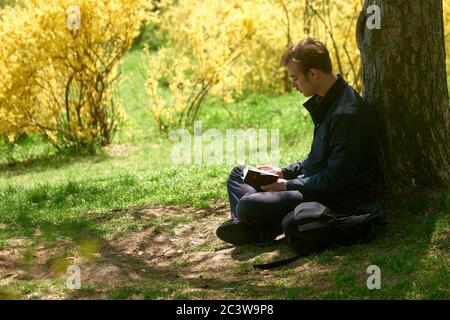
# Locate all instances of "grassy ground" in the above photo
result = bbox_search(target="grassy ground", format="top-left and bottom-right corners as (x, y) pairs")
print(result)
(0, 49), (448, 300)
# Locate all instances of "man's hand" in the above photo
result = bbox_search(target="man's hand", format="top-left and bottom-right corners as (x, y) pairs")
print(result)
(257, 165), (284, 178)
(261, 179), (287, 192)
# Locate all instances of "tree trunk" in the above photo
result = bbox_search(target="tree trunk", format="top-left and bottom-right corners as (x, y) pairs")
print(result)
(356, 0), (450, 193)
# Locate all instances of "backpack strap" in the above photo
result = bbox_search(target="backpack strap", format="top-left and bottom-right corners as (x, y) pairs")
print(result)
(253, 254), (302, 270)
(364, 222), (377, 242)
(364, 215), (388, 241)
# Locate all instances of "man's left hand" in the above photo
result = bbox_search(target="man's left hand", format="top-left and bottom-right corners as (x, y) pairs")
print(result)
(261, 179), (287, 192)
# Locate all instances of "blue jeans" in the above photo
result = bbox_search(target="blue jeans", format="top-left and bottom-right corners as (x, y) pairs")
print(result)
(226, 165), (304, 227)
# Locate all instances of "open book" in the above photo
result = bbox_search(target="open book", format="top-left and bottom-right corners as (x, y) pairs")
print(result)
(242, 167), (279, 189)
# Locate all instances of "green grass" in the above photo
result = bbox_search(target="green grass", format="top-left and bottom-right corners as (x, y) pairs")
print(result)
(0, 51), (313, 240)
(0, 48), (449, 300)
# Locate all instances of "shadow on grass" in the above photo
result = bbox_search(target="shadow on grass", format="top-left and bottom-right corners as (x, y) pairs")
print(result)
(7, 207), (111, 243)
(0, 173), (145, 239)
(0, 147), (110, 178)
(70, 189), (447, 300)
(64, 238), (288, 300)
(2, 189), (448, 300)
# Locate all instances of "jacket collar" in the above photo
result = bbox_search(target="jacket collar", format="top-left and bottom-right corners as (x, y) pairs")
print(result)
(303, 75), (347, 126)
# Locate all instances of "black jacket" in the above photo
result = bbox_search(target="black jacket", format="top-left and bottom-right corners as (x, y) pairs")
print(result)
(282, 75), (378, 212)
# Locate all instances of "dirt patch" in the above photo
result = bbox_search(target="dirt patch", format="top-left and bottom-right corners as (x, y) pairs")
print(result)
(0, 201), (317, 299)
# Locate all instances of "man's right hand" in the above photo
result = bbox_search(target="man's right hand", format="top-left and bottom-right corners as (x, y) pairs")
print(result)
(256, 165), (284, 178)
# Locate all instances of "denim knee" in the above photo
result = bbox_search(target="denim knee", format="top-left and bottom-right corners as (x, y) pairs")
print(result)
(235, 193), (258, 225)
(227, 165), (245, 185)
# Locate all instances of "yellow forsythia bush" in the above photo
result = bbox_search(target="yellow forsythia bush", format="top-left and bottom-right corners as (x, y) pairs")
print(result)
(144, 0), (266, 130)
(145, 0), (364, 130)
(0, 0), (156, 148)
(145, 0), (450, 131)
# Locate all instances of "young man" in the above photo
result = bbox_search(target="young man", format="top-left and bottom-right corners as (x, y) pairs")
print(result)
(216, 38), (378, 246)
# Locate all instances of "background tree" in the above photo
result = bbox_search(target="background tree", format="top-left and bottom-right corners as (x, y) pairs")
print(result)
(356, 0), (450, 193)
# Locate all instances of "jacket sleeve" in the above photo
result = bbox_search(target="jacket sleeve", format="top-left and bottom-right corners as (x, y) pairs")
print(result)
(285, 113), (363, 194)
(281, 159), (306, 180)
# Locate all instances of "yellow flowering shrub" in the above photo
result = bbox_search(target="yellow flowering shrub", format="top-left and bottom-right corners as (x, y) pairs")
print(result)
(145, 1), (262, 130)
(145, 0), (364, 130)
(0, 0), (156, 148)
(145, 0), (449, 131)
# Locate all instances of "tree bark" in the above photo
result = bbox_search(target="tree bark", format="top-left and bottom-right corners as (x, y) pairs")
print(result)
(356, 0), (450, 192)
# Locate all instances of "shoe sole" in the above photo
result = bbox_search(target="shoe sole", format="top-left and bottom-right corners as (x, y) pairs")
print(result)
(216, 221), (261, 246)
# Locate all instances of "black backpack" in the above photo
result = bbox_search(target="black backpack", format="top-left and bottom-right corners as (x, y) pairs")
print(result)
(253, 201), (386, 270)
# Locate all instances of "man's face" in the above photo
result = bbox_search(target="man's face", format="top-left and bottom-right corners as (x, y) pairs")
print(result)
(287, 62), (316, 97)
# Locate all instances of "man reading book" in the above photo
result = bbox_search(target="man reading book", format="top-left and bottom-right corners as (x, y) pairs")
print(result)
(216, 38), (378, 246)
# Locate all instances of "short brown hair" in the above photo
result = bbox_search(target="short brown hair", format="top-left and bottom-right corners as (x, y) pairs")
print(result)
(281, 38), (332, 74)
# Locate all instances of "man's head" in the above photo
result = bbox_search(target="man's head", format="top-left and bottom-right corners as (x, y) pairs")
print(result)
(281, 38), (334, 97)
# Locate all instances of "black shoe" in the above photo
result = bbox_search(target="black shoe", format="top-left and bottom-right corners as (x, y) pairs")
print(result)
(216, 220), (281, 246)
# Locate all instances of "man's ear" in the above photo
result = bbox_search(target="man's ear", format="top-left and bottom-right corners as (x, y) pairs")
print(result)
(309, 68), (319, 80)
